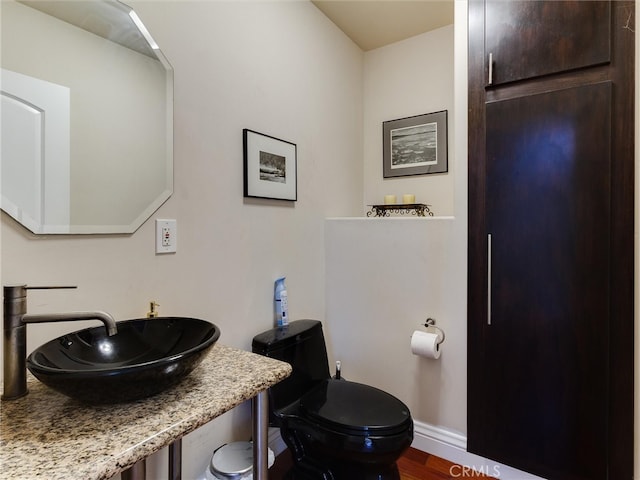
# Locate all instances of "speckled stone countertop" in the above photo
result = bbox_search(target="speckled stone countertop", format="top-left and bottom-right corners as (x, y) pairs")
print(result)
(0, 344), (291, 480)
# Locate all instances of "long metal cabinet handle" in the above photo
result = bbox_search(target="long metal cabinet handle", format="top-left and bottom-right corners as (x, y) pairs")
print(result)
(487, 234), (492, 325)
(488, 53), (493, 85)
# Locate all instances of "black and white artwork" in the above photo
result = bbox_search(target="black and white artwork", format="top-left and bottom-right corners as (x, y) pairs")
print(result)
(390, 122), (437, 168)
(259, 151), (286, 183)
(243, 129), (297, 201)
(383, 111), (448, 177)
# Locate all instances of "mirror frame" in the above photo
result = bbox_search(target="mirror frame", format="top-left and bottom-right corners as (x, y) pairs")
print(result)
(1, 0), (173, 234)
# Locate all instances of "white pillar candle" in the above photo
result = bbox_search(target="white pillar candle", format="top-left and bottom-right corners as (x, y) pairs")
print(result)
(402, 194), (416, 204)
(384, 195), (397, 205)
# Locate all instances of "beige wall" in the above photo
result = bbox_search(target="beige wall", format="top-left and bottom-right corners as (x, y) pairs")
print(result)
(1, 1), (363, 477)
(325, 217), (466, 433)
(1, 0), (637, 478)
(326, 25), (462, 432)
(363, 25), (455, 215)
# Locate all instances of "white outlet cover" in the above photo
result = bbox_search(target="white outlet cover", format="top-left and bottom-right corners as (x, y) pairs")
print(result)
(156, 219), (177, 254)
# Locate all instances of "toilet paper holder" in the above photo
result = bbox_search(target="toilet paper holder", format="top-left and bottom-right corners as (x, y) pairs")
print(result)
(422, 318), (445, 345)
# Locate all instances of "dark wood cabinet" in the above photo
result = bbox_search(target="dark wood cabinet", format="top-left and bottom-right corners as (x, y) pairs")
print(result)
(484, 1), (611, 85)
(468, 2), (634, 479)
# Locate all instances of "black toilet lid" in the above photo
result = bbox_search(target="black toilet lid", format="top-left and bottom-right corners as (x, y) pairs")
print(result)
(299, 379), (412, 436)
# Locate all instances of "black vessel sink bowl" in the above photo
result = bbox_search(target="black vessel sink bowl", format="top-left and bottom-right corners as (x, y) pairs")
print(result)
(27, 317), (220, 404)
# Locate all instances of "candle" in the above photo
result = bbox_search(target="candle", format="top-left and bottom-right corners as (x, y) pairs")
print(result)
(384, 195), (397, 205)
(402, 194), (416, 204)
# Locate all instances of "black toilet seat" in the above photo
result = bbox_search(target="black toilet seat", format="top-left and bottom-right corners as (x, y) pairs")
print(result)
(299, 379), (412, 437)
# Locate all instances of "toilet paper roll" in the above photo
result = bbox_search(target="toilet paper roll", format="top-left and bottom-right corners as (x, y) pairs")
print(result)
(411, 330), (441, 359)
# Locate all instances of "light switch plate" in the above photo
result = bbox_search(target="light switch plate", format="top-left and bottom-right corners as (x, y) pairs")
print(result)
(156, 219), (177, 253)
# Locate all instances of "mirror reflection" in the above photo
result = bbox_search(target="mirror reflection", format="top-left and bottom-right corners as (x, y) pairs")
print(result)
(1, 0), (173, 234)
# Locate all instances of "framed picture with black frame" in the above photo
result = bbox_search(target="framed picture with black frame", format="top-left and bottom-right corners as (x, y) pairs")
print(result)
(382, 110), (448, 178)
(243, 129), (297, 201)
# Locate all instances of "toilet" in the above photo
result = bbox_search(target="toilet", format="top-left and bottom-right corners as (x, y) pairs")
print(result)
(252, 319), (413, 480)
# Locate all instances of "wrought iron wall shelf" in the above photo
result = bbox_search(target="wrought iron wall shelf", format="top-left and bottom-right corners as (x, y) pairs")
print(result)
(366, 204), (434, 217)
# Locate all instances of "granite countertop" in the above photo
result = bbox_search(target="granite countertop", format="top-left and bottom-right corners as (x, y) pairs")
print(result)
(0, 344), (291, 480)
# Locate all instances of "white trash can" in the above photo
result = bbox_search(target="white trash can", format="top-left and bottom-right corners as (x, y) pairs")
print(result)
(202, 441), (275, 480)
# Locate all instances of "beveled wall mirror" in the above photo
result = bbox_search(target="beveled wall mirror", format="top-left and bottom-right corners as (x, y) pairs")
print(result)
(1, 0), (173, 234)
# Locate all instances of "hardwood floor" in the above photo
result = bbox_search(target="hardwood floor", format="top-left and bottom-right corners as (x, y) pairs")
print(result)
(269, 447), (497, 480)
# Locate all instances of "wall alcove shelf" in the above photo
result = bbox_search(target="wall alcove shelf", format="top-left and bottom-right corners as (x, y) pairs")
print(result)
(366, 204), (434, 217)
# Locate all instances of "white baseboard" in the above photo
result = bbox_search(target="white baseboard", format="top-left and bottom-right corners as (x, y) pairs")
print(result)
(412, 420), (546, 480)
(268, 420), (546, 480)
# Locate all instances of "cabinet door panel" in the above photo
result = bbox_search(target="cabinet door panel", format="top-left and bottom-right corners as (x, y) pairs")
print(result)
(485, 1), (611, 85)
(469, 1), (634, 478)
(482, 82), (611, 479)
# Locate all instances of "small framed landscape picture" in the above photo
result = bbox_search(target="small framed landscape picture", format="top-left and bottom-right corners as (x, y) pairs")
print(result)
(243, 129), (297, 201)
(382, 110), (448, 178)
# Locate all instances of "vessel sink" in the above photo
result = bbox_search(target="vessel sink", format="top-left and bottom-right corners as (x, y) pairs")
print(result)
(26, 317), (220, 404)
